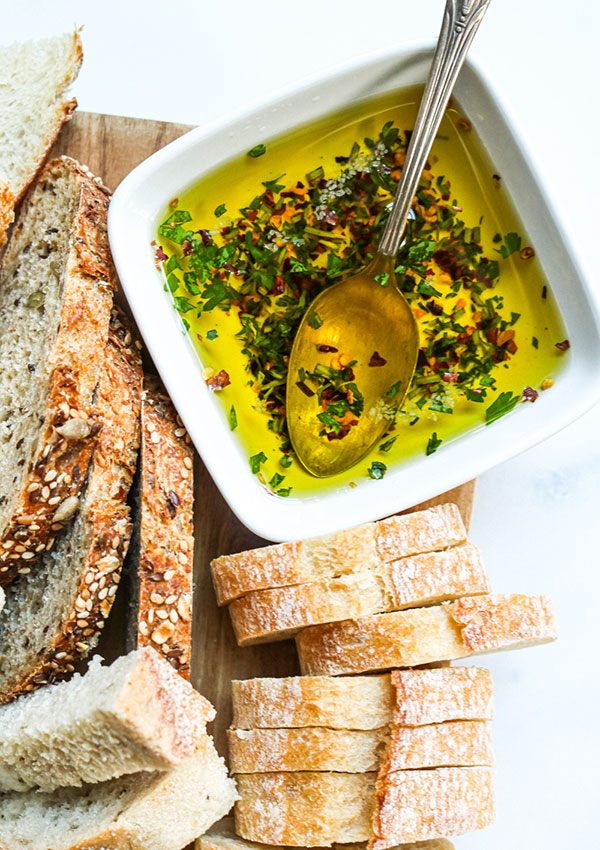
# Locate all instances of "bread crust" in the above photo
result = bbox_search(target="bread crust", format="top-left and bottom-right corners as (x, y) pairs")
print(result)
(132, 375), (194, 677)
(296, 594), (557, 675)
(370, 768), (495, 849)
(212, 504), (466, 605)
(0, 308), (141, 701)
(390, 667), (494, 726)
(228, 543), (489, 645)
(0, 177), (13, 251)
(0, 156), (116, 583)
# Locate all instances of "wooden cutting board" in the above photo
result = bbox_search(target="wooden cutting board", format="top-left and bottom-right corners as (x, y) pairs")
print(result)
(50, 112), (476, 755)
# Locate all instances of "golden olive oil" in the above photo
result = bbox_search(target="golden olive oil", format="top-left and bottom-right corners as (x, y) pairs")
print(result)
(158, 86), (565, 497)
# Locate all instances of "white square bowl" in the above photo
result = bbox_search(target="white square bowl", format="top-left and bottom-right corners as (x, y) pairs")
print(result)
(108, 43), (600, 542)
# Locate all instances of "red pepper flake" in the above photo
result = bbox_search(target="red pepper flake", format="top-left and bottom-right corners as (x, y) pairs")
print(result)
(522, 386), (539, 402)
(369, 351), (387, 367)
(457, 118), (472, 132)
(169, 197), (179, 208)
(295, 381), (315, 397)
(182, 239), (193, 256)
(155, 246), (168, 262)
(205, 369), (231, 392)
(555, 339), (570, 351)
(317, 344), (338, 353)
(442, 372), (459, 383)
(199, 230), (212, 247)
(273, 276), (285, 295)
(520, 246), (535, 260)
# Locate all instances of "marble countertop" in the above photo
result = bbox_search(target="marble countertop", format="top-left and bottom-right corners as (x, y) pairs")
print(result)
(5, 1), (599, 845)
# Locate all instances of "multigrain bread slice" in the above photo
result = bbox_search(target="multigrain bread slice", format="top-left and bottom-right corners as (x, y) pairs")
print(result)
(0, 156), (115, 582)
(212, 504), (466, 605)
(0, 734), (237, 850)
(231, 668), (493, 730)
(124, 374), (194, 677)
(0, 647), (215, 793)
(0, 32), (82, 245)
(199, 817), (456, 850)
(227, 720), (492, 773)
(0, 309), (141, 701)
(234, 769), (493, 847)
(297, 594), (557, 675)
(370, 768), (495, 849)
(228, 543), (489, 644)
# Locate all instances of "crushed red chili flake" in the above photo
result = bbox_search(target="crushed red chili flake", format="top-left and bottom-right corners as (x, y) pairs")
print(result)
(520, 246), (535, 260)
(182, 240), (194, 256)
(522, 386), (539, 402)
(155, 246), (168, 262)
(199, 229), (212, 247)
(317, 344), (338, 353)
(555, 339), (570, 351)
(296, 381), (315, 397)
(368, 351), (387, 367)
(457, 118), (472, 132)
(205, 369), (231, 391)
(442, 372), (459, 383)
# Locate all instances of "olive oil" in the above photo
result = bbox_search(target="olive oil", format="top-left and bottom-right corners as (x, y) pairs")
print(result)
(158, 86), (565, 497)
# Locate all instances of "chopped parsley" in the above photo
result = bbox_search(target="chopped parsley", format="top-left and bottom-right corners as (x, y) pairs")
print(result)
(205, 329), (218, 340)
(426, 432), (443, 455)
(367, 461), (387, 479)
(229, 405), (238, 431)
(249, 452), (267, 473)
(214, 204), (227, 217)
(485, 391), (520, 425)
(248, 144), (266, 158)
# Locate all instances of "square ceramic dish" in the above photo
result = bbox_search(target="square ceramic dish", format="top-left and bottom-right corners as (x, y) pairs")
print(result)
(109, 43), (600, 542)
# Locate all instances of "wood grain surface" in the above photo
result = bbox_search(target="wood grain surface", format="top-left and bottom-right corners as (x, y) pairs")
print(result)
(50, 111), (476, 756)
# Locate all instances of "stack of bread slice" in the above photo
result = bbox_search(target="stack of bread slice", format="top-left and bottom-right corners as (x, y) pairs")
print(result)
(0, 646), (236, 849)
(227, 667), (494, 848)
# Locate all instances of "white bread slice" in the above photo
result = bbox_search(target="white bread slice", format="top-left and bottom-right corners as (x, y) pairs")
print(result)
(124, 374), (194, 678)
(297, 594), (557, 675)
(199, 817), (456, 850)
(234, 769), (493, 847)
(0, 734), (236, 850)
(233, 675), (395, 730)
(0, 647), (215, 793)
(0, 308), (142, 702)
(229, 726), (389, 773)
(228, 544), (489, 644)
(370, 767), (495, 849)
(212, 504), (466, 604)
(0, 33), (82, 217)
(232, 668), (493, 730)
(227, 720), (492, 773)
(0, 156), (115, 582)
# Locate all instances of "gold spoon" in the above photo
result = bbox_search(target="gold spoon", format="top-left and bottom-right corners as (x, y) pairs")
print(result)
(286, 0), (492, 477)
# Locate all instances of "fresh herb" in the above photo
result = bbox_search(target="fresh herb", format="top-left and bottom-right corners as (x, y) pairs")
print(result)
(279, 454), (293, 468)
(249, 452), (267, 473)
(276, 487), (292, 497)
(426, 432), (443, 455)
(205, 329), (218, 340)
(375, 273), (390, 287)
(532, 336), (539, 349)
(497, 232), (521, 259)
(367, 461), (387, 479)
(485, 391), (520, 425)
(307, 311), (324, 330)
(214, 204), (227, 217)
(269, 472), (285, 488)
(229, 405), (238, 431)
(379, 436), (397, 452)
(248, 144), (266, 158)
(386, 381), (402, 398)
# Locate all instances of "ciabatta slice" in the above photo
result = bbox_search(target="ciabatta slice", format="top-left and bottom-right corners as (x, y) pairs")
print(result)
(228, 543), (489, 644)
(0, 156), (115, 582)
(0, 735), (236, 850)
(0, 309), (141, 701)
(199, 817), (456, 850)
(212, 504), (466, 604)
(296, 594), (557, 675)
(0, 647), (215, 793)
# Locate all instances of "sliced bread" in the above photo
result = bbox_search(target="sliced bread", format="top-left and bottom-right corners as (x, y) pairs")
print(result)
(0, 308), (141, 701)
(234, 769), (493, 847)
(297, 594), (557, 675)
(199, 817), (456, 850)
(0, 733), (236, 850)
(0, 31), (82, 246)
(124, 374), (194, 677)
(227, 720), (492, 773)
(0, 156), (115, 582)
(228, 543), (489, 644)
(212, 503), (466, 605)
(0, 646), (215, 793)
(231, 668), (493, 730)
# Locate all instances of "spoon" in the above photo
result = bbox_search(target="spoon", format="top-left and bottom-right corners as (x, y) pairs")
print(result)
(286, 0), (492, 477)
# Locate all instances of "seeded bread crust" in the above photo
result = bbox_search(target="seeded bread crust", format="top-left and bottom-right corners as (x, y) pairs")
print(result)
(370, 768), (495, 849)
(296, 594), (557, 676)
(212, 504), (466, 605)
(228, 543), (489, 645)
(0, 156), (116, 582)
(125, 374), (194, 677)
(198, 816), (456, 850)
(0, 308), (141, 701)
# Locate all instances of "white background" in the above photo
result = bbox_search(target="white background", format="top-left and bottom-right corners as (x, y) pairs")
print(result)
(3, 1), (600, 846)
